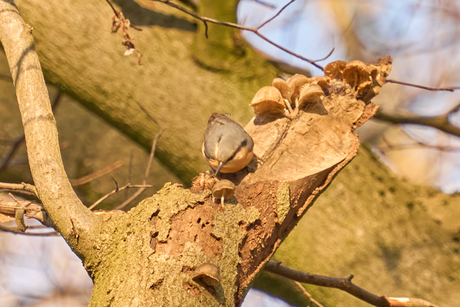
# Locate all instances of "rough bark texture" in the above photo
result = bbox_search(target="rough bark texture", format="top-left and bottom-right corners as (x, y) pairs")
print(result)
(83, 60), (387, 305)
(4, 1), (455, 307)
(265, 147), (460, 307)
(15, 0), (277, 184)
(1, 1), (394, 303)
(0, 0), (100, 258)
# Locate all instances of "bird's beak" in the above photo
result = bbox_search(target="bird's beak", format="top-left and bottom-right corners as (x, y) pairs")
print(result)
(215, 161), (224, 176)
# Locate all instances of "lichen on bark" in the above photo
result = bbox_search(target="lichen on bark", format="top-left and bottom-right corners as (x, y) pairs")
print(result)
(87, 183), (263, 306)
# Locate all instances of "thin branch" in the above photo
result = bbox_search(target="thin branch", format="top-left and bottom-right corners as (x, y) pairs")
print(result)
(114, 130), (163, 210)
(151, 0), (325, 70)
(292, 280), (325, 307)
(373, 107), (460, 138)
(257, 0), (295, 30)
(135, 101), (161, 128)
(0, 90), (62, 173)
(70, 160), (124, 186)
(0, 223), (59, 236)
(114, 101), (163, 210)
(127, 150), (134, 199)
(0, 198), (54, 228)
(386, 79), (460, 92)
(265, 261), (438, 307)
(0, 182), (37, 196)
(0, 134), (25, 173)
(89, 183), (153, 210)
(105, 0), (119, 17)
(377, 134), (460, 153)
(253, 0), (276, 9)
(313, 47), (335, 62)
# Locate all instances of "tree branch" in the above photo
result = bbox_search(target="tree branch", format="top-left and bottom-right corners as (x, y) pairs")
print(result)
(0, 223), (59, 236)
(265, 261), (439, 307)
(70, 160), (123, 186)
(0, 1), (100, 255)
(256, 0), (295, 30)
(0, 182), (37, 196)
(0, 90), (62, 173)
(107, 101), (163, 210)
(373, 106), (460, 138)
(151, 0), (325, 70)
(386, 79), (460, 92)
(0, 198), (53, 227)
(89, 183), (153, 210)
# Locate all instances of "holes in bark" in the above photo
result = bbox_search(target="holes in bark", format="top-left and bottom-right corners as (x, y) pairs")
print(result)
(155, 204), (223, 258)
(149, 278), (164, 290)
(150, 231), (159, 251)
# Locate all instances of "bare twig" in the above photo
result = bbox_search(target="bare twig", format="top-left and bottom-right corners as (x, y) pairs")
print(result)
(377, 133), (460, 153)
(0, 134), (25, 173)
(0, 91), (62, 173)
(257, 0), (295, 30)
(0, 182), (37, 196)
(105, 0), (119, 16)
(292, 281), (325, 307)
(89, 183), (153, 210)
(127, 150), (134, 199)
(386, 79), (460, 92)
(114, 101), (163, 210)
(253, 0), (276, 9)
(265, 261), (438, 307)
(313, 47), (335, 62)
(151, 0), (325, 70)
(0, 198), (54, 228)
(114, 130), (163, 210)
(373, 106), (460, 138)
(0, 223), (59, 236)
(70, 160), (124, 186)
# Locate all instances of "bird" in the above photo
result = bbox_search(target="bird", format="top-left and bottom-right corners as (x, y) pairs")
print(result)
(202, 113), (254, 176)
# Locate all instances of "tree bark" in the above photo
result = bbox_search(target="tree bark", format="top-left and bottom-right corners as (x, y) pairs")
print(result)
(0, 0), (100, 259)
(1, 1), (390, 305)
(15, 0), (277, 184)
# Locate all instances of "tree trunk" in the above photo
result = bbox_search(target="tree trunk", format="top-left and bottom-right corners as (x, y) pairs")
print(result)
(16, 0), (277, 185)
(3, 1), (458, 307)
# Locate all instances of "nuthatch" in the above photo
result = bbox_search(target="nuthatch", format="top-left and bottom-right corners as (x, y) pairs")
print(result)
(202, 113), (254, 176)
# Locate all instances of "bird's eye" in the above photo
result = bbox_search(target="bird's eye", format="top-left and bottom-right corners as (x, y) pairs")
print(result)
(241, 139), (247, 147)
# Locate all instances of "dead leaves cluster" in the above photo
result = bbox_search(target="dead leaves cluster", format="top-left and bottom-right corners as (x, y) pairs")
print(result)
(111, 11), (143, 65)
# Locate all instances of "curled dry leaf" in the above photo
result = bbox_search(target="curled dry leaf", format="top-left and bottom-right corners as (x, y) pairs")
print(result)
(250, 86), (285, 116)
(192, 263), (221, 286)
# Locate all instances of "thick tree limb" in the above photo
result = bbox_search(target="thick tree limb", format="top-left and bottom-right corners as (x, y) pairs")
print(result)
(0, 0), (100, 257)
(265, 261), (439, 307)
